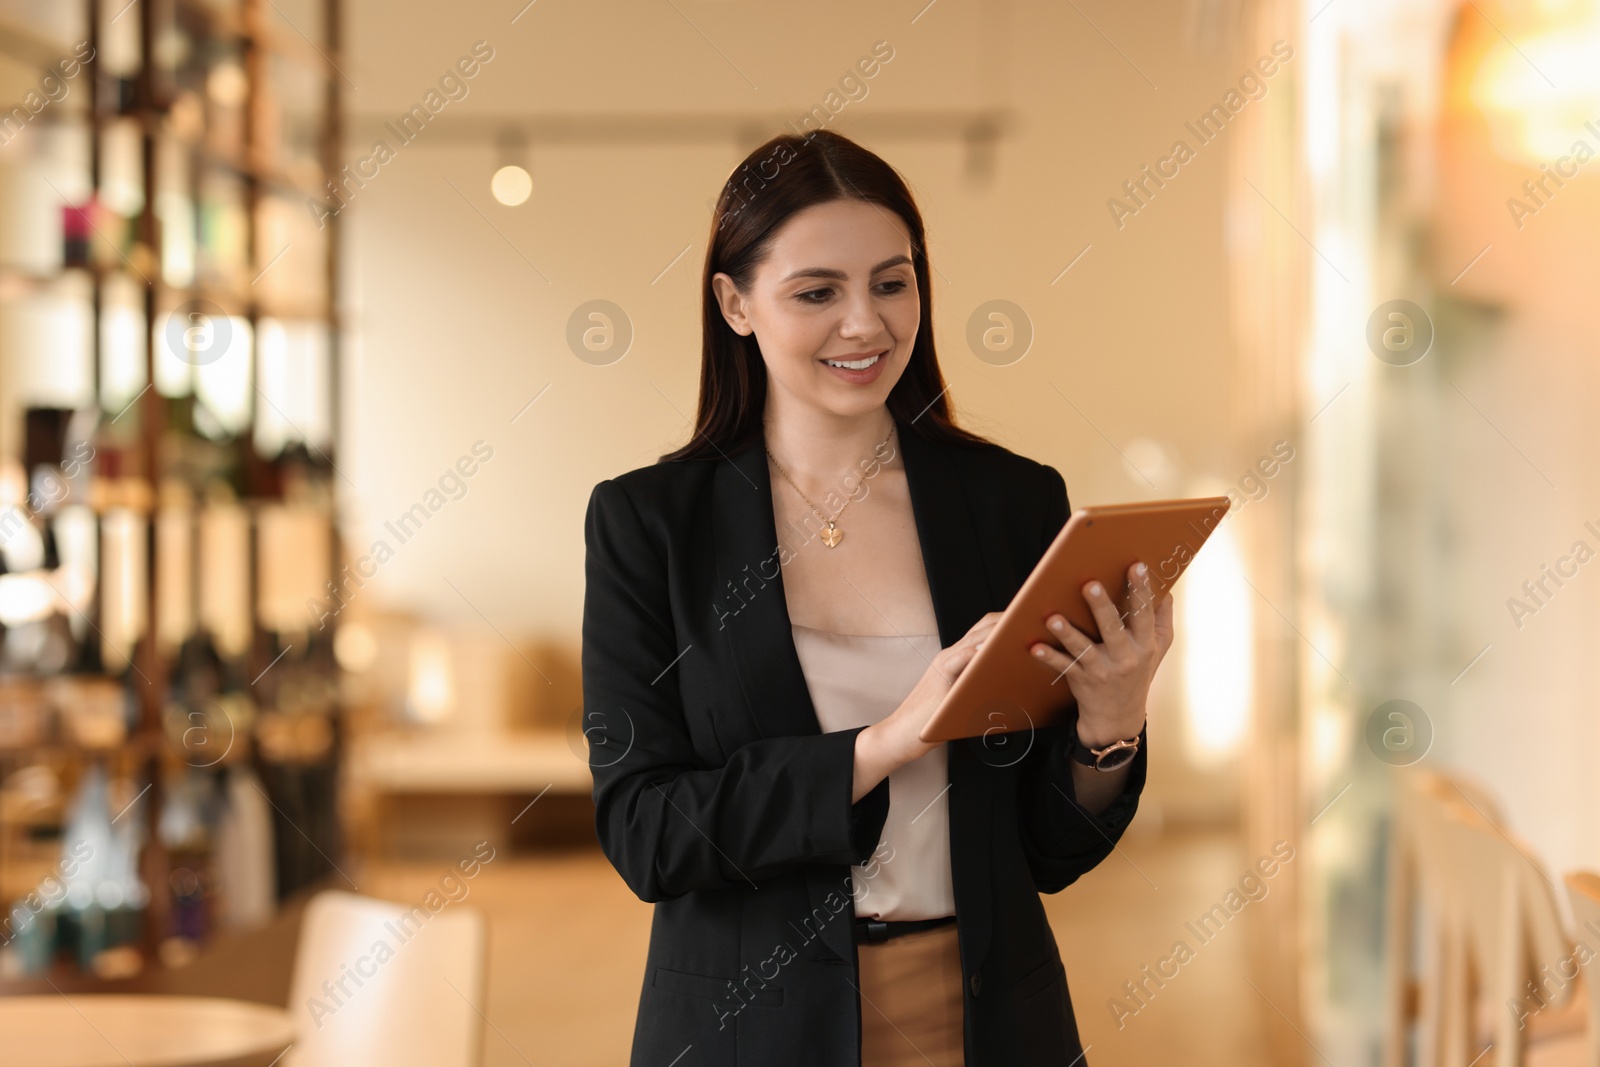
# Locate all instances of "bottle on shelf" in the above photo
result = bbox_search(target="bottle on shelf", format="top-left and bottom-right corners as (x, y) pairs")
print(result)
(155, 759), (215, 965)
(61, 198), (92, 268)
(210, 643), (274, 930)
(53, 760), (149, 977)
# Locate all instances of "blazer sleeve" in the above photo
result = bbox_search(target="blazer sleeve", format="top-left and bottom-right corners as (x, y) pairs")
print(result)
(582, 477), (892, 903)
(1014, 463), (1148, 894)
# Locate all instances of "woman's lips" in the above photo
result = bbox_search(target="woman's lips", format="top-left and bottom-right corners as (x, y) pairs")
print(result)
(819, 349), (888, 384)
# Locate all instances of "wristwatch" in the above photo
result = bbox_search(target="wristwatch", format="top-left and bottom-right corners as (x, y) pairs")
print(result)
(1069, 726), (1143, 772)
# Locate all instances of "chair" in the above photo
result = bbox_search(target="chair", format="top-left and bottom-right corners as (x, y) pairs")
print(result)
(1385, 769), (1585, 1067)
(283, 889), (488, 1067)
(1385, 768), (1503, 1067)
(1562, 874), (1600, 1067)
(1438, 802), (1583, 1065)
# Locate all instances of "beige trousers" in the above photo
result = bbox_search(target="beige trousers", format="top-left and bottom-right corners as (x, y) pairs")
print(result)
(856, 923), (966, 1066)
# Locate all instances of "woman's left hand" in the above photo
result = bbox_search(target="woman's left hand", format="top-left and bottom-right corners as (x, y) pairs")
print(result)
(1030, 561), (1174, 747)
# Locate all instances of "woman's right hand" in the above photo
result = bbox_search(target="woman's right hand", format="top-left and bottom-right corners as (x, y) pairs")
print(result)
(852, 612), (1004, 801)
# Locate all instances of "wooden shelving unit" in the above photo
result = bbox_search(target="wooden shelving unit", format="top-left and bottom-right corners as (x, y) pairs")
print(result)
(0, 0), (345, 991)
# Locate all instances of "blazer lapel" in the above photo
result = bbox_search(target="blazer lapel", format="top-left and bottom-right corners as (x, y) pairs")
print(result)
(709, 411), (998, 972)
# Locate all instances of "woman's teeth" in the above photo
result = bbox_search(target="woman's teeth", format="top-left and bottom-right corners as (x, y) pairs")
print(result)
(824, 353), (883, 370)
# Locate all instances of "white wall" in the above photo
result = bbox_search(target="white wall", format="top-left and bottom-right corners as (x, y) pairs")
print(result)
(339, 0), (1254, 814)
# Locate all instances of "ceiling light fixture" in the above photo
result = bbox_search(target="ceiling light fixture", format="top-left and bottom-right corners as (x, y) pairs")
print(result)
(491, 126), (533, 206)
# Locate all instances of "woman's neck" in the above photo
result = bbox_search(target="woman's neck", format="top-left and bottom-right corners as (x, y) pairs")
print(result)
(762, 403), (898, 491)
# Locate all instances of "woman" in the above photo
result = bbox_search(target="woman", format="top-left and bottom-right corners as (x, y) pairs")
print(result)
(581, 129), (1172, 1066)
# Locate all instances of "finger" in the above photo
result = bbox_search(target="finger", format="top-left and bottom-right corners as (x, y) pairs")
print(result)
(946, 635), (997, 682)
(1125, 562), (1156, 645)
(966, 616), (1004, 647)
(1082, 579), (1131, 654)
(963, 611), (1004, 641)
(1044, 613), (1095, 659)
(932, 642), (973, 684)
(1030, 638), (1093, 687)
(945, 642), (979, 670)
(1153, 590), (1175, 657)
(951, 625), (1003, 674)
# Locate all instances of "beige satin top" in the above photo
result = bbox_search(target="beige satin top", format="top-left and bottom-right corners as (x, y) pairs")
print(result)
(790, 622), (957, 921)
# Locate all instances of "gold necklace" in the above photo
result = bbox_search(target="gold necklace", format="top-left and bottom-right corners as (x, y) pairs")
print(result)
(765, 421), (896, 549)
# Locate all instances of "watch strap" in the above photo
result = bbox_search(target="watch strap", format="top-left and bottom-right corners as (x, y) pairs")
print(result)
(1069, 725), (1144, 769)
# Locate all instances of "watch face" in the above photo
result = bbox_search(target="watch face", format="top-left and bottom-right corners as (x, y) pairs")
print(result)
(1095, 743), (1137, 771)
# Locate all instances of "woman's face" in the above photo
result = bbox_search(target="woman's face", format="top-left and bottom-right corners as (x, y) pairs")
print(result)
(712, 198), (920, 420)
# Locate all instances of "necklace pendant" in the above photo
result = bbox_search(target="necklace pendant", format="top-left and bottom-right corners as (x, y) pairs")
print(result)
(820, 522), (842, 548)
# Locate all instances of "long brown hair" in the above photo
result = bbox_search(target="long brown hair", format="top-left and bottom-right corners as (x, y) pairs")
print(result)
(658, 129), (996, 463)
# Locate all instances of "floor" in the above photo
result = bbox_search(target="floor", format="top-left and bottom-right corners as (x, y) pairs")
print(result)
(359, 825), (1274, 1066)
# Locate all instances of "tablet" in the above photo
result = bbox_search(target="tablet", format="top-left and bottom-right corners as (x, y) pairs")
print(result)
(918, 495), (1232, 743)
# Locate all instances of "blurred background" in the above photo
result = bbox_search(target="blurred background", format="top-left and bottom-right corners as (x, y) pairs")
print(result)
(0, 0), (1597, 1064)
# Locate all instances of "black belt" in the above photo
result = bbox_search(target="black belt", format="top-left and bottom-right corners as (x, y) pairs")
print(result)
(853, 915), (956, 944)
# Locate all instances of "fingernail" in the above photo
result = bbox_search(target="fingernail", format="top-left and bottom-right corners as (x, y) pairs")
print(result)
(1135, 562), (1148, 577)
(1088, 582), (1103, 596)
(1049, 618), (1064, 631)
(1032, 646), (1047, 657)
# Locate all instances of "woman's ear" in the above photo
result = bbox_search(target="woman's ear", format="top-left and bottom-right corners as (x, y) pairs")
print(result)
(710, 272), (754, 336)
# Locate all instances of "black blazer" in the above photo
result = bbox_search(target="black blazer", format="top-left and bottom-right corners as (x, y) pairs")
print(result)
(581, 410), (1147, 1066)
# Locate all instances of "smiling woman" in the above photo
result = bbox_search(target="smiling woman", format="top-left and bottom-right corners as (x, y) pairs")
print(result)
(584, 129), (1161, 1066)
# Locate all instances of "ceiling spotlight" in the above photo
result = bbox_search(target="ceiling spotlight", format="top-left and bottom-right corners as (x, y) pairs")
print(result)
(491, 164), (532, 206)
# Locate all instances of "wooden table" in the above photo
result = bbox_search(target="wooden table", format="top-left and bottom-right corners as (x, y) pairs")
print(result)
(0, 994), (295, 1067)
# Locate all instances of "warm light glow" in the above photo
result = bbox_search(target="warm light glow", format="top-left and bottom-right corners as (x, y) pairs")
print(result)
(334, 623), (378, 673)
(156, 193), (195, 287)
(207, 63), (248, 107)
(1180, 521), (1253, 766)
(1309, 701), (1348, 778)
(100, 272), (147, 413)
(193, 316), (254, 435)
(0, 573), (56, 624)
(254, 319), (331, 454)
(1, 515), (43, 572)
(101, 508), (148, 663)
(54, 506), (98, 619)
(154, 305), (201, 396)
(0, 460), (24, 508)
(198, 503), (251, 659)
(491, 165), (533, 206)
(100, 119), (144, 216)
(406, 630), (455, 723)
(1470, 4), (1600, 162)
(50, 562), (93, 618)
(3, 273), (94, 408)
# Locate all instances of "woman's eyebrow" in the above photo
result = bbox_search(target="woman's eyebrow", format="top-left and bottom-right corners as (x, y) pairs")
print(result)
(780, 254), (911, 283)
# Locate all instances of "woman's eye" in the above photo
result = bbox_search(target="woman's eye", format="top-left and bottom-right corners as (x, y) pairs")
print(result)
(796, 280), (908, 304)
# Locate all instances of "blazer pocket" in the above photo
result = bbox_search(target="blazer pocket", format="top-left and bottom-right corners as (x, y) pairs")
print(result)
(1015, 955), (1065, 1001)
(653, 966), (784, 1007)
